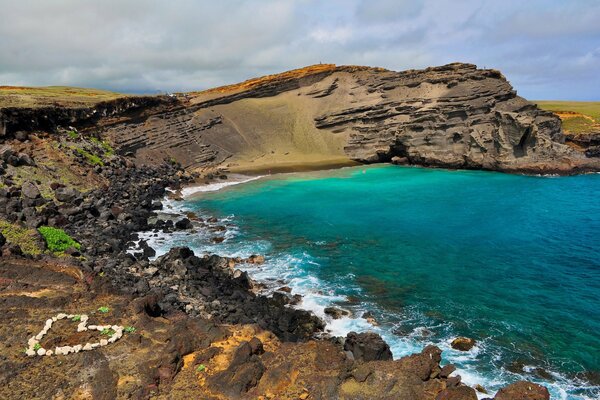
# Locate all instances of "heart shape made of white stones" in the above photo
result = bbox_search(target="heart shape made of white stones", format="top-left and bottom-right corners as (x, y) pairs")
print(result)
(26, 313), (124, 357)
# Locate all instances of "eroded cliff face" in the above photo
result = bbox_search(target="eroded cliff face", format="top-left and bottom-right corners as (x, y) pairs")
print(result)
(2, 63), (598, 174)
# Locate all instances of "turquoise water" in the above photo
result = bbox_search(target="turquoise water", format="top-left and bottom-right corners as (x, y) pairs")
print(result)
(160, 165), (600, 398)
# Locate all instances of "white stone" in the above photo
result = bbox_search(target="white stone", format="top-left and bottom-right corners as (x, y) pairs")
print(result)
(52, 317), (57, 322)
(37, 348), (46, 356)
(100, 339), (108, 346)
(45, 350), (53, 356)
(28, 337), (38, 347)
(66, 314), (74, 319)
(57, 313), (67, 319)
(83, 343), (93, 351)
(35, 333), (44, 340)
(91, 343), (100, 349)
(108, 336), (117, 343)
(88, 325), (96, 330)
(26, 349), (36, 356)
(77, 323), (87, 332)
(46, 318), (53, 326)
(73, 345), (82, 353)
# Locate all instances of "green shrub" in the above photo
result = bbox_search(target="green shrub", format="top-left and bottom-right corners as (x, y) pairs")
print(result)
(37, 226), (80, 253)
(97, 306), (109, 313)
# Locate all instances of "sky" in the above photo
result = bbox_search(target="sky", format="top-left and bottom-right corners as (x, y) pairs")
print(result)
(1, 0), (599, 100)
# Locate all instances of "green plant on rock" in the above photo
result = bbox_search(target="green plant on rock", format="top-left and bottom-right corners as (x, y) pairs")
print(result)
(33, 343), (41, 351)
(0, 219), (43, 255)
(37, 226), (80, 253)
(72, 315), (81, 322)
(90, 137), (115, 156)
(74, 148), (104, 166)
(196, 364), (206, 372)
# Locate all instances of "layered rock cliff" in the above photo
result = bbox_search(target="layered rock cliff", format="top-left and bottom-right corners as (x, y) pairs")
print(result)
(99, 63), (599, 174)
(2, 63), (599, 174)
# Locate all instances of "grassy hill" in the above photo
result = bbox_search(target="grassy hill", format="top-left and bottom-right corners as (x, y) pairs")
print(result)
(535, 101), (600, 134)
(0, 85), (125, 108)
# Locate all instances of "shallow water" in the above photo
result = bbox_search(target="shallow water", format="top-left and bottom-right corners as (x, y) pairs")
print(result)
(153, 165), (600, 399)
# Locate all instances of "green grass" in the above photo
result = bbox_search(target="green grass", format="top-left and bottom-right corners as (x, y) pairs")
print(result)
(66, 130), (78, 139)
(0, 85), (126, 108)
(90, 137), (115, 156)
(0, 219), (43, 255)
(536, 101), (600, 134)
(75, 148), (104, 166)
(97, 306), (109, 313)
(37, 226), (80, 253)
(101, 328), (116, 337)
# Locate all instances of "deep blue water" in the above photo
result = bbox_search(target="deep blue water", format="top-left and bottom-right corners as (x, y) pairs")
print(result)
(157, 165), (600, 398)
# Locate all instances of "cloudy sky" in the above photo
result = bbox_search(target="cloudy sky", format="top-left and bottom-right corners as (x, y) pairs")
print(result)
(1, 0), (599, 100)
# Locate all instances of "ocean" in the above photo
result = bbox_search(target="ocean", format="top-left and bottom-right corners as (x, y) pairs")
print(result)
(144, 165), (600, 399)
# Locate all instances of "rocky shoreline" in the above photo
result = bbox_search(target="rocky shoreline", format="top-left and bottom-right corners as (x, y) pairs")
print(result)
(2, 62), (584, 398)
(0, 138), (553, 399)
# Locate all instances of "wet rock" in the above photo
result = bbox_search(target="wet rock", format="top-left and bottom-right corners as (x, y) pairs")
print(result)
(174, 218), (193, 230)
(494, 381), (550, 400)
(451, 336), (476, 351)
(324, 306), (350, 319)
(344, 331), (392, 362)
(440, 363), (456, 378)
(246, 254), (265, 264)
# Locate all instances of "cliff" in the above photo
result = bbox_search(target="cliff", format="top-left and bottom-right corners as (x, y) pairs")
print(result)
(2, 63), (598, 174)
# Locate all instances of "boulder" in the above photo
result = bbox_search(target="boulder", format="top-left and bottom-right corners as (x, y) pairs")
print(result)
(324, 307), (350, 319)
(174, 218), (193, 230)
(494, 381), (550, 400)
(344, 331), (393, 362)
(21, 182), (41, 199)
(451, 337), (476, 351)
(54, 187), (79, 203)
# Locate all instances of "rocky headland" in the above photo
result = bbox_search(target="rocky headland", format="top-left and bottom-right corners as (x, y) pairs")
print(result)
(1, 62), (593, 399)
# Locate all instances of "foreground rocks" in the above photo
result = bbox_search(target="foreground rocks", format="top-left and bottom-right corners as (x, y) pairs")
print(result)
(0, 111), (553, 398)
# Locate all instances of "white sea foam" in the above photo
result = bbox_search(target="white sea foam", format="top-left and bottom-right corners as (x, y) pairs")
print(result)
(127, 177), (600, 400)
(180, 175), (264, 198)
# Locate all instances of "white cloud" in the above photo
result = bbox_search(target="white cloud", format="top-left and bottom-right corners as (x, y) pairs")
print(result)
(0, 0), (598, 99)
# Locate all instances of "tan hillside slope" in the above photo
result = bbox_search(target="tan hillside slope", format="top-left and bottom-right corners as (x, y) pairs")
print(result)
(2, 64), (599, 174)
(104, 63), (599, 174)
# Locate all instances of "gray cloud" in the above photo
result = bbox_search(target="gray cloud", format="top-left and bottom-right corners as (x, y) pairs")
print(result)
(0, 0), (598, 99)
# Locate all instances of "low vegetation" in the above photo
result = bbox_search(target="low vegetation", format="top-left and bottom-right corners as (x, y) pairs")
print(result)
(0, 219), (43, 255)
(74, 148), (104, 166)
(536, 101), (600, 134)
(97, 306), (109, 313)
(0, 85), (125, 108)
(37, 226), (80, 253)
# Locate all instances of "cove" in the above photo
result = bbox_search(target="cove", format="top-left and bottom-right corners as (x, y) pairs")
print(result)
(171, 165), (600, 399)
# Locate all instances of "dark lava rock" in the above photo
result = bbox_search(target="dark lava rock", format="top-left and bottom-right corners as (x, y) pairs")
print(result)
(344, 331), (392, 362)
(324, 306), (350, 319)
(54, 187), (79, 203)
(174, 218), (193, 230)
(21, 181), (41, 199)
(0, 232), (5, 247)
(451, 336), (476, 351)
(494, 381), (550, 400)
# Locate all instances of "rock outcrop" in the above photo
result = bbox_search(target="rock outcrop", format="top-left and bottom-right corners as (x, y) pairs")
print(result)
(3, 63), (598, 174)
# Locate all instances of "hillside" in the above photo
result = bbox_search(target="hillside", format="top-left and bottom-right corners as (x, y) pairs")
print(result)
(2, 64), (599, 174)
